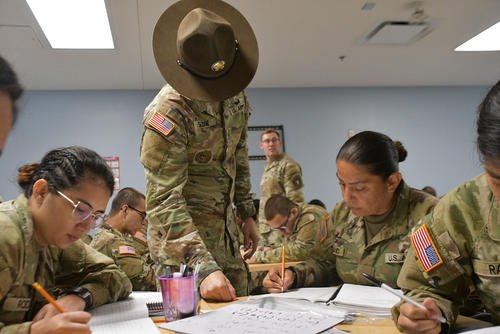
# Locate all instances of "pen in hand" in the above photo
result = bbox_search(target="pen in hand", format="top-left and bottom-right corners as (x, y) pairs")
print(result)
(361, 272), (446, 323)
(32, 282), (65, 313)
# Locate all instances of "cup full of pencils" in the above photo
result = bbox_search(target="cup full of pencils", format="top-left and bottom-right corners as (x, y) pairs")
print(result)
(158, 264), (199, 322)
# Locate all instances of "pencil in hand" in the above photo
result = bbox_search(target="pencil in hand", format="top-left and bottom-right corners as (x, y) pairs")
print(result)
(32, 282), (65, 313)
(281, 244), (286, 293)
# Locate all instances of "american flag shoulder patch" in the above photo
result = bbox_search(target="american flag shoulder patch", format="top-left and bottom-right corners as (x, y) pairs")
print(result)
(147, 112), (176, 137)
(118, 245), (136, 255)
(319, 214), (328, 243)
(411, 224), (443, 272)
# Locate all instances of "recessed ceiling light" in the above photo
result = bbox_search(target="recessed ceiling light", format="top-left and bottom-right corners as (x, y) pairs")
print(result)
(26, 0), (114, 49)
(455, 21), (500, 51)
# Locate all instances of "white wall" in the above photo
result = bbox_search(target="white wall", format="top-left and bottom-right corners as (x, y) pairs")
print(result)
(0, 86), (488, 211)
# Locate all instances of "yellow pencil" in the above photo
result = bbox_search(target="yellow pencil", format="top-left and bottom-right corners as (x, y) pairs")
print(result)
(281, 244), (286, 293)
(32, 282), (65, 313)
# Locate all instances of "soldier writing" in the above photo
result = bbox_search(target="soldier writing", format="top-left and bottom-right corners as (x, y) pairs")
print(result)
(263, 131), (438, 292)
(249, 194), (327, 263)
(395, 80), (500, 333)
(0, 146), (132, 333)
(140, 0), (259, 301)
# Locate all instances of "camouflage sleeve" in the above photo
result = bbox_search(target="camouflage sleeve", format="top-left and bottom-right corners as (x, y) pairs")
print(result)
(292, 257), (338, 287)
(395, 198), (475, 331)
(283, 160), (304, 205)
(92, 236), (157, 291)
(0, 322), (31, 334)
(55, 241), (132, 308)
(0, 254), (32, 334)
(233, 93), (256, 221)
(140, 108), (220, 280)
(252, 215), (320, 263)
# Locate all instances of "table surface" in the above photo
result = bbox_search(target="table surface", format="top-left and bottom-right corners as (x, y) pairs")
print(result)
(157, 297), (492, 334)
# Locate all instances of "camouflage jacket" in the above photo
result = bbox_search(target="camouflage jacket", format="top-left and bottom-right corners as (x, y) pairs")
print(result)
(132, 228), (150, 257)
(0, 195), (132, 333)
(252, 204), (327, 263)
(90, 223), (157, 291)
(395, 174), (500, 330)
(140, 84), (255, 281)
(293, 181), (438, 288)
(258, 154), (304, 246)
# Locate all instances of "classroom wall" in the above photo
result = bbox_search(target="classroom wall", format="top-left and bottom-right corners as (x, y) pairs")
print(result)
(0, 86), (488, 211)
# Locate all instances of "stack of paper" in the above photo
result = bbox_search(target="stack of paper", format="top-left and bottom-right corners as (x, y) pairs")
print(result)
(328, 283), (400, 317)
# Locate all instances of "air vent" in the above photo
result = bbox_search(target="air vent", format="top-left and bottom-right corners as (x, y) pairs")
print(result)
(365, 21), (430, 44)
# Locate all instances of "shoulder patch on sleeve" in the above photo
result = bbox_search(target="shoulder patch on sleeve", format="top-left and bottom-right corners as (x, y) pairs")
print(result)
(319, 214), (328, 243)
(118, 245), (137, 255)
(411, 224), (443, 272)
(147, 112), (176, 137)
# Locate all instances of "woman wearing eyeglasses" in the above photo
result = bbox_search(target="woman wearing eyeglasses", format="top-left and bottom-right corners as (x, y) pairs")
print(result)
(0, 146), (132, 333)
(264, 131), (438, 292)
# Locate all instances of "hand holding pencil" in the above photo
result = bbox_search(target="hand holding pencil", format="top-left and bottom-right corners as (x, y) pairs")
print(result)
(31, 282), (92, 334)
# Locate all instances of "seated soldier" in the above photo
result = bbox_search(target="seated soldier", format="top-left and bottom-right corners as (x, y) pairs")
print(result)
(90, 187), (157, 291)
(248, 194), (328, 263)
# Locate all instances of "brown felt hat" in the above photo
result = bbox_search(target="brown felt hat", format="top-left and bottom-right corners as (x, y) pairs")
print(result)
(153, 0), (259, 102)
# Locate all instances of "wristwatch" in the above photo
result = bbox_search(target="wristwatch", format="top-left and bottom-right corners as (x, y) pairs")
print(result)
(61, 287), (93, 310)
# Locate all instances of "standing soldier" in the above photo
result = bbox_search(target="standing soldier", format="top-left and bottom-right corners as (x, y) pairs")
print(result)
(257, 129), (304, 252)
(140, 0), (259, 301)
(90, 188), (156, 291)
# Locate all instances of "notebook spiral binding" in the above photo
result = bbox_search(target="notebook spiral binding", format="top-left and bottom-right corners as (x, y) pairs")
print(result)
(146, 301), (164, 316)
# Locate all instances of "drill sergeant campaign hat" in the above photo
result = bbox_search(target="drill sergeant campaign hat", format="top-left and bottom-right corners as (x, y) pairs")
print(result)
(153, 0), (259, 102)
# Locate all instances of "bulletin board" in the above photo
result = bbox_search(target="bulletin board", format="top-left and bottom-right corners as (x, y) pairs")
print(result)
(104, 156), (120, 191)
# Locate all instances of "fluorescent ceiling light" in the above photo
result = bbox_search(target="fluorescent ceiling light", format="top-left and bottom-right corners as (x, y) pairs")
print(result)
(26, 0), (114, 49)
(455, 21), (500, 51)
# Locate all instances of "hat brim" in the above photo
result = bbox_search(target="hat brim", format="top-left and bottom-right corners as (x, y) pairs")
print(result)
(153, 0), (259, 102)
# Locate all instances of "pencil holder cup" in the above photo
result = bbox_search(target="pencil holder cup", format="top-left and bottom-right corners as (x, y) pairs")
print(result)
(158, 275), (199, 322)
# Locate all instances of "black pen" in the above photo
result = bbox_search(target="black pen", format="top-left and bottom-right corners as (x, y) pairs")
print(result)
(361, 272), (446, 323)
(324, 285), (342, 305)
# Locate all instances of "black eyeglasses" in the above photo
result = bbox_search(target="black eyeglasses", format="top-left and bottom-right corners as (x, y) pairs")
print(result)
(128, 205), (147, 221)
(270, 213), (290, 231)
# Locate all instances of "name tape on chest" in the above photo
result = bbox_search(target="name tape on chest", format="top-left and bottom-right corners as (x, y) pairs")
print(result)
(411, 224), (443, 272)
(148, 112), (176, 137)
(3, 297), (31, 311)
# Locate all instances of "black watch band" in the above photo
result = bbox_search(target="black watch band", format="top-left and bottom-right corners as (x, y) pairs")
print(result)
(61, 287), (93, 310)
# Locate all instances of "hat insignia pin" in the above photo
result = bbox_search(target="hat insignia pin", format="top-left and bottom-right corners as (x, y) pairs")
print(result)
(211, 60), (225, 72)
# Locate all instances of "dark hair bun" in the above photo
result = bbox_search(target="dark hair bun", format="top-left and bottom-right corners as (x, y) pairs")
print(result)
(17, 163), (40, 191)
(394, 141), (407, 162)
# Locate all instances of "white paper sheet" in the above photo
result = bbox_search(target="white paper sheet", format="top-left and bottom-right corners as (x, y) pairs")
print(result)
(248, 287), (337, 303)
(161, 303), (344, 334)
(91, 317), (160, 334)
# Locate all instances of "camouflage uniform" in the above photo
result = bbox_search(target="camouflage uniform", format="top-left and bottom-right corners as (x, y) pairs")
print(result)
(90, 223), (157, 291)
(132, 227), (150, 257)
(252, 203), (327, 263)
(292, 181), (438, 289)
(80, 233), (93, 245)
(395, 174), (500, 330)
(0, 195), (132, 333)
(140, 84), (255, 296)
(259, 153), (304, 247)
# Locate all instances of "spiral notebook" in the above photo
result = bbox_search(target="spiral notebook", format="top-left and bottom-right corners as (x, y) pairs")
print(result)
(89, 291), (163, 333)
